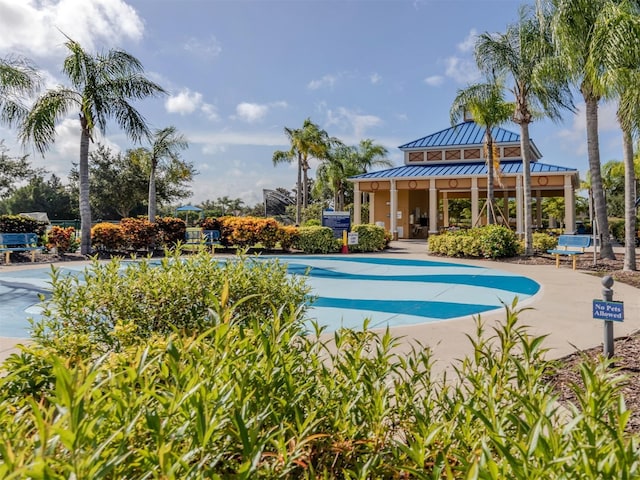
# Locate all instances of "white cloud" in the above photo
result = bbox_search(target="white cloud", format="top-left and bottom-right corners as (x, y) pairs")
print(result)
(308, 74), (337, 90)
(165, 89), (202, 115)
(458, 28), (478, 53)
(200, 103), (220, 121)
(444, 56), (480, 84)
(0, 0), (144, 58)
(184, 35), (222, 58)
(325, 107), (383, 140)
(233, 101), (287, 123)
(424, 75), (444, 87)
(370, 73), (382, 85)
(556, 102), (620, 157)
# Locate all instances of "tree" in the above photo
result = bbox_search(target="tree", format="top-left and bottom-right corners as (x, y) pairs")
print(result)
(476, 5), (574, 255)
(547, 0), (616, 259)
(20, 36), (165, 254)
(0, 140), (39, 198)
(273, 118), (334, 224)
(450, 80), (514, 225)
(0, 55), (40, 128)
(315, 144), (358, 211)
(0, 172), (75, 219)
(591, 0), (640, 270)
(143, 126), (189, 223)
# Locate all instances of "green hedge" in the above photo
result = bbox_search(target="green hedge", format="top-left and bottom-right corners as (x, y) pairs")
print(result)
(0, 214), (47, 237)
(428, 225), (520, 259)
(294, 226), (341, 254)
(348, 224), (386, 252)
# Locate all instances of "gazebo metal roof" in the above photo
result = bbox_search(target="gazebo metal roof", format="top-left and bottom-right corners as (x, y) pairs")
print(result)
(399, 121), (542, 158)
(350, 160), (577, 180)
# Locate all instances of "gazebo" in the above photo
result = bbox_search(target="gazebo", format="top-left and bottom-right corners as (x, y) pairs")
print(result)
(349, 120), (580, 239)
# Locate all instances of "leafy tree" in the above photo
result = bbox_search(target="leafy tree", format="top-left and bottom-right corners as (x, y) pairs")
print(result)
(476, 5), (574, 255)
(69, 145), (148, 219)
(0, 55), (40, 128)
(450, 79), (514, 225)
(315, 144), (359, 211)
(0, 172), (75, 219)
(0, 141), (39, 198)
(20, 35), (165, 254)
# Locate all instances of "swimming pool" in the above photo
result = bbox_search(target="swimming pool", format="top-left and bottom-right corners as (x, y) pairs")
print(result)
(0, 256), (540, 337)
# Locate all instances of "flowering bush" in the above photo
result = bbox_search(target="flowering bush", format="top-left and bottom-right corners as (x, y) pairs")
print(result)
(91, 223), (125, 251)
(155, 217), (186, 248)
(277, 225), (299, 252)
(120, 217), (158, 251)
(46, 226), (76, 254)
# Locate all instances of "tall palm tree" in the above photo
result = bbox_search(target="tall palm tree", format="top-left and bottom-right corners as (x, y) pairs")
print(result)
(272, 118), (333, 224)
(353, 139), (392, 172)
(476, 5), (574, 255)
(145, 126), (189, 223)
(0, 55), (40, 127)
(546, 0), (616, 259)
(20, 36), (165, 255)
(450, 80), (514, 225)
(592, 0), (640, 270)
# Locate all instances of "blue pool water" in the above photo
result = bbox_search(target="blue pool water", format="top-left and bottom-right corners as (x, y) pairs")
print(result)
(0, 256), (540, 337)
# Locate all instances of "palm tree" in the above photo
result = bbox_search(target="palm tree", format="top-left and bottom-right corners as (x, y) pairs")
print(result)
(19, 36), (165, 255)
(592, 0), (640, 270)
(272, 118), (333, 224)
(353, 139), (392, 172)
(315, 144), (358, 211)
(546, 0), (616, 259)
(0, 55), (40, 128)
(450, 80), (514, 225)
(144, 126), (189, 223)
(476, 6), (574, 255)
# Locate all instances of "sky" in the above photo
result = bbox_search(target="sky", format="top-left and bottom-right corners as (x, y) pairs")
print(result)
(0, 0), (624, 208)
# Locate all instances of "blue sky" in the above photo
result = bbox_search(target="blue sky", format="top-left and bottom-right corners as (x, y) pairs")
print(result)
(0, 0), (623, 207)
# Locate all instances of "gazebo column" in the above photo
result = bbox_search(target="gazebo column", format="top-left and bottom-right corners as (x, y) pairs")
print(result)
(471, 177), (479, 227)
(442, 192), (449, 227)
(353, 182), (361, 225)
(516, 175), (524, 235)
(369, 192), (375, 224)
(390, 180), (398, 238)
(536, 190), (542, 228)
(564, 174), (576, 234)
(429, 181), (438, 234)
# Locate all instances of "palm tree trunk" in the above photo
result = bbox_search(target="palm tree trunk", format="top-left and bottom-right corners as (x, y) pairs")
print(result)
(296, 154), (302, 225)
(79, 117), (92, 256)
(622, 128), (637, 271)
(585, 94), (615, 259)
(486, 132), (495, 225)
(520, 121), (533, 256)
(148, 161), (157, 223)
(302, 165), (309, 209)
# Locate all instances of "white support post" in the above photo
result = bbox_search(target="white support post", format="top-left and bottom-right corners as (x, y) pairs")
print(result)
(353, 182), (361, 225)
(516, 175), (524, 235)
(471, 177), (479, 226)
(442, 191), (449, 227)
(564, 175), (576, 234)
(390, 180), (397, 238)
(369, 192), (375, 224)
(429, 181), (438, 234)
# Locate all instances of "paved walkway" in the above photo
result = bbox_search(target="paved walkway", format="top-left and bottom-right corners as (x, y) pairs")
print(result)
(1, 241), (638, 368)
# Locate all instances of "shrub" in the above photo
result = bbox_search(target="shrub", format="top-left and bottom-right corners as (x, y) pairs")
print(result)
(609, 218), (625, 244)
(277, 225), (299, 252)
(3, 300), (639, 477)
(155, 216), (186, 248)
(199, 217), (221, 231)
(429, 225), (520, 259)
(348, 224), (386, 252)
(31, 250), (311, 357)
(46, 226), (76, 254)
(295, 226), (341, 253)
(0, 214), (47, 236)
(91, 222), (125, 251)
(532, 232), (557, 253)
(120, 217), (158, 251)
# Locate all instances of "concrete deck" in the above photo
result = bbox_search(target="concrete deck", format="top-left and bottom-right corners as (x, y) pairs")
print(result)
(1, 240), (638, 369)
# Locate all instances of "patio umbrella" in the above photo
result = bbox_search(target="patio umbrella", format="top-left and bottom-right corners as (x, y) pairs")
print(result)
(175, 205), (203, 225)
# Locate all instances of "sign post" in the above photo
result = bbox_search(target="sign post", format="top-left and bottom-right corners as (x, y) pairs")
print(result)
(592, 276), (623, 359)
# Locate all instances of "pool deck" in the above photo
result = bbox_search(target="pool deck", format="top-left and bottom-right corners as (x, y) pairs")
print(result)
(1, 240), (639, 369)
